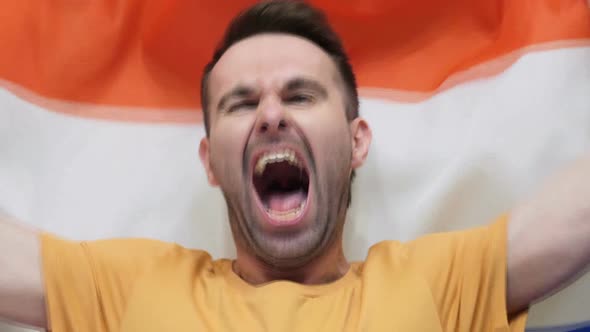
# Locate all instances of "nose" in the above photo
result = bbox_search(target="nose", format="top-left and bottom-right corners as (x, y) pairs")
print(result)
(255, 98), (288, 135)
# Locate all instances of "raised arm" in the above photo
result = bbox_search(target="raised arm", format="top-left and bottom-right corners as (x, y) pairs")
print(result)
(0, 211), (46, 328)
(507, 155), (590, 314)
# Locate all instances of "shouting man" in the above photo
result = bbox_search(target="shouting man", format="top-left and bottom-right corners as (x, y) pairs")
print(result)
(1, 1), (589, 331)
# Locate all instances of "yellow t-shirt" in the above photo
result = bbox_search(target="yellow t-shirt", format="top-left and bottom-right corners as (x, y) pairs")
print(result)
(41, 216), (528, 331)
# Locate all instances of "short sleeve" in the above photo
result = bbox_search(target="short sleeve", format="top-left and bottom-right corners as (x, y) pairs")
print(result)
(403, 215), (528, 332)
(40, 232), (177, 332)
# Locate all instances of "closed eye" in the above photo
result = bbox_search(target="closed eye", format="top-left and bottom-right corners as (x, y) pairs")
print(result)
(227, 100), (258, 113)
(284, 93), (314, 105)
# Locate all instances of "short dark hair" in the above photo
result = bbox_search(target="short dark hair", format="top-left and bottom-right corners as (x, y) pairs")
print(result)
(200, 0), (358, 207)
(200, 0), (359, 135)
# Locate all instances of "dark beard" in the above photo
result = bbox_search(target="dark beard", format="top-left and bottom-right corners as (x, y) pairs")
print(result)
(224, 128), (353, 270)
(222, 173), (350, 270)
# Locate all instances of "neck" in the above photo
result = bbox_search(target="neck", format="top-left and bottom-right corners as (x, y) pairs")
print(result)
(232, 233), (349, 285)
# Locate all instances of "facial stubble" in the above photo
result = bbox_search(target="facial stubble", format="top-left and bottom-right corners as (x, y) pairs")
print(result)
(219, 137), (352, 270)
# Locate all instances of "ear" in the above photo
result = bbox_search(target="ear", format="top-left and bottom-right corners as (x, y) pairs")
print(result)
(349, 118), (372, 169)
(199, 137), (220, 187)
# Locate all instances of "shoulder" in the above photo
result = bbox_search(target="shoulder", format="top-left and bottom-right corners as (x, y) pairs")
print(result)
(89, 237), (214, 271)
(365, 215), (509, 272)
(83, 237), (210, 260)
(42, 232), (214, 276)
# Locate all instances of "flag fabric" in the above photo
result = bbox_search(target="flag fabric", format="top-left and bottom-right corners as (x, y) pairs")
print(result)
(1, 1), (589, 331)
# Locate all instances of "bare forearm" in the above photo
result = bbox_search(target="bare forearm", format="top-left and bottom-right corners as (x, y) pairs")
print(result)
(507, 156), (590, 314)
(0, 211), (46, 328)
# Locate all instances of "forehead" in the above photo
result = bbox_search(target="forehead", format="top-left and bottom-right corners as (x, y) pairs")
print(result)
(209, 34), (339, 98)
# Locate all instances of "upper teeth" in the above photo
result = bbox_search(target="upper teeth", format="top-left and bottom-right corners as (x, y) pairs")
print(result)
(255, 149), (301, 175)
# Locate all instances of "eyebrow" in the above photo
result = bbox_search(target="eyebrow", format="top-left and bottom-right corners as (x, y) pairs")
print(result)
(217, 85), (257, 111)
(283, 77), (328, 98)
(216, 77), (328, 111)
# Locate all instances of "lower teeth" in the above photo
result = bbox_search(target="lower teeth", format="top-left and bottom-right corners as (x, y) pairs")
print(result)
(267, 202), (305, 222)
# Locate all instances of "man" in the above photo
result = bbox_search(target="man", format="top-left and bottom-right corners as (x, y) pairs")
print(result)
(0, 1), (589, 331)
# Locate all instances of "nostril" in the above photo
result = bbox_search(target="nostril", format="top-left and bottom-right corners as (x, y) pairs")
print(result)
(278, 120), (287, 129)
(260, 123), (269, 132)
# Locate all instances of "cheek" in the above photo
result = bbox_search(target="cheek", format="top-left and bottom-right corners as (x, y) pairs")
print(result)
(296, 106), (352, 172)
(209, 116), (253, 183)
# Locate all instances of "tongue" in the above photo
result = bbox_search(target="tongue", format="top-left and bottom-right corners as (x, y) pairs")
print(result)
(267, 189), (306, 212)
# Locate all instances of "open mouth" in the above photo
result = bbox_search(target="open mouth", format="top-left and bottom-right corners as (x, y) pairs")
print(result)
(252, 149), (310, 225)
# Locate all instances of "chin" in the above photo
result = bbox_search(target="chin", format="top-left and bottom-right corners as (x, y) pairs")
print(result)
(245, 207), (337, 269)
